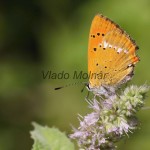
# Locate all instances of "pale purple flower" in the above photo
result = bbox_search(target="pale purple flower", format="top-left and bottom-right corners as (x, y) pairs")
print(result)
(70, 85), (149, 149)
(84, 112), (99, 126)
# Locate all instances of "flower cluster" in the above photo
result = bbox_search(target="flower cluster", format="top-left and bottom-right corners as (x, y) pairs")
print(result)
(70, 85), (149, 150)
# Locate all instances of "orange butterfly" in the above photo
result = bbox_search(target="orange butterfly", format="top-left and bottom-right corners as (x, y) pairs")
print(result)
(87, 14), (139, 96)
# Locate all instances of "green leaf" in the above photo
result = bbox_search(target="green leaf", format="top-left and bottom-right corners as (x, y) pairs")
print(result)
(30, 122), (75, 150)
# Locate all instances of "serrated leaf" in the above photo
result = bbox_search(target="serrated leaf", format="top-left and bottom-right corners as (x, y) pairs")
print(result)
(30, 122), (75, 150)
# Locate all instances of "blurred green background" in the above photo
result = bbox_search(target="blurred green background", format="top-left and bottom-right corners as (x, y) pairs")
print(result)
(0, 0), (150, 149)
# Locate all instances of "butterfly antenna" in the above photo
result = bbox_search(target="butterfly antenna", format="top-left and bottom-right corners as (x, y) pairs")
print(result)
(54, 82), (88, 90)
(81, 84), (86, 93)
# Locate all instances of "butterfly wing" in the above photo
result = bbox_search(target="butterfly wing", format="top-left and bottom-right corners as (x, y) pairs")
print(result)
(88, 14), (139, 88)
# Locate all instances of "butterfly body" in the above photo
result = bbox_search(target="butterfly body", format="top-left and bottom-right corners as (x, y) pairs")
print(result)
(88, 14), (139, 96)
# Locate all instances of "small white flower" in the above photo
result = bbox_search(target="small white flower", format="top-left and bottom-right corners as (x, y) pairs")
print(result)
(70, 130), (84, 138)
(84, 112), (99, 126)
(119, 118), (130, 134)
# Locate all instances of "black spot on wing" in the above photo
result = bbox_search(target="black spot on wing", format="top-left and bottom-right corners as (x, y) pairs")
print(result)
(97, 33), (100, 36)
(93, 48), (97, 51)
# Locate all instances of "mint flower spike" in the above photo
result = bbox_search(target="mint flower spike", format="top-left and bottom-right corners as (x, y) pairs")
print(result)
(70, 84), (149, 150)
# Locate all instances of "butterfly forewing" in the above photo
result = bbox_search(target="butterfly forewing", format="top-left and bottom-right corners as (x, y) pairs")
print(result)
(88, 14), (139, 88)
